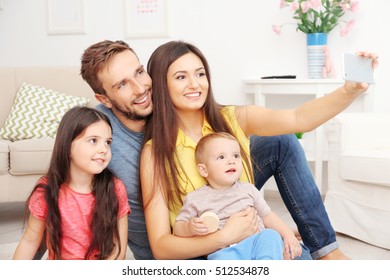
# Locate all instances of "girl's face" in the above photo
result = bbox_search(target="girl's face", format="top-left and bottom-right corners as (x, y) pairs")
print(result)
(70, 120), (113, 179)
(166, 52), (209, 113)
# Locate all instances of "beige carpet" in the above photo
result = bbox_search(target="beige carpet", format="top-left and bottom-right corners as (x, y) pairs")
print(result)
(0, 242), (18, 260)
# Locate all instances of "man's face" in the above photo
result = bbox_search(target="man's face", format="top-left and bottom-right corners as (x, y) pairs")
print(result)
(97, 50), (153, 122)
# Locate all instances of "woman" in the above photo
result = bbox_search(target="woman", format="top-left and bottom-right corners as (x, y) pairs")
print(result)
(140, 40), (378, 260)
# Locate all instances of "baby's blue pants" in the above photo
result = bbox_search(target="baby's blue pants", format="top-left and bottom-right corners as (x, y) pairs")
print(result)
(207, 229), (284, 260)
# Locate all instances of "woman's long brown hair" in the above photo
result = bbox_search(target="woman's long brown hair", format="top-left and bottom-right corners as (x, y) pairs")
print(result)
(144, 41), (253, 212)
(26, 106), (122, 259)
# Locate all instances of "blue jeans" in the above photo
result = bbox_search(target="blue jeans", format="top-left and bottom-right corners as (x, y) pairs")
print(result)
(250, 134), (339, 260)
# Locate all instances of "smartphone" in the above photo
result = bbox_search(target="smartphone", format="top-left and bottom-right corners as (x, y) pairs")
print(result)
(342, 53), (375, 84)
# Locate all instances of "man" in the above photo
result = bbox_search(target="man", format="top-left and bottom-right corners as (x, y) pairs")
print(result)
(81, 40), (153, 260)
(80, 40), (348, 260)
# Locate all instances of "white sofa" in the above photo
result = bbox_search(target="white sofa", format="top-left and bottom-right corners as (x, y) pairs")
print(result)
(324, 113), (390, 250)
(0, 66), (97, 203)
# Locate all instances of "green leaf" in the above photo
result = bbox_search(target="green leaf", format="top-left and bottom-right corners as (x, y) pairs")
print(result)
(279, 0), (355, 34)
(295, 132), (304, 139)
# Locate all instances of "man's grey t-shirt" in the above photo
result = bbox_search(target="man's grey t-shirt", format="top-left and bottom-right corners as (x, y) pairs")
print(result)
(96, 104), (153, 260)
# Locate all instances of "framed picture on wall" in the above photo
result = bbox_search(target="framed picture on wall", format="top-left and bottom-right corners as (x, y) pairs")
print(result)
(46, 0), (85, 35)
(124, 0), (168, 38)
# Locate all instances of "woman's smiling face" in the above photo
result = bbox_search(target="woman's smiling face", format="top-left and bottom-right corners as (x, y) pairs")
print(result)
(166, 52), (209, 113)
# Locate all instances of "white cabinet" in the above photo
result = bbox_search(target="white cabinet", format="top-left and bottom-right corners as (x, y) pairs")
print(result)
(243, 78), (372, 194)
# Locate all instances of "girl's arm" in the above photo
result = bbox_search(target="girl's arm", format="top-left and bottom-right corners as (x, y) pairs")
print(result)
(13, 215), (45, 260)
(236, 53), (378, 137)
(106, 215), (128, 260)
(140, 144), (259, 260)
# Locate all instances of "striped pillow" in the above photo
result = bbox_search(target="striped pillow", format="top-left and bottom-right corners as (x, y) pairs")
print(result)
(0, 83), (89, 141)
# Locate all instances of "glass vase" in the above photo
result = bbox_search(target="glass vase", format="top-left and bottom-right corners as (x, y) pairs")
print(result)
(306, 33), (328, 79)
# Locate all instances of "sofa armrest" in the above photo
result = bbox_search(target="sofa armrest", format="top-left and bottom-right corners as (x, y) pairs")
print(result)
(325, 113), (390, 153)
(325, 112), (390, 186)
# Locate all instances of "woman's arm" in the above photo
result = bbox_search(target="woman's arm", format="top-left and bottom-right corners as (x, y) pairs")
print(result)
(13, 215), (45, 260)
(140, 144), (259, 259)
(237, 53), (378, 137)
(106, 215), (128, 260)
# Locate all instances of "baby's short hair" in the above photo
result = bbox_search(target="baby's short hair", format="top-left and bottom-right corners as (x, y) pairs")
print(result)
(195, 132), (238, 163)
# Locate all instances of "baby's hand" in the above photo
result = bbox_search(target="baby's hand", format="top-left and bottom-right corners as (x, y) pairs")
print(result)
(283, 235), (302, 260)
(189, 212), (220, 235)
(188, 217), (211, 236)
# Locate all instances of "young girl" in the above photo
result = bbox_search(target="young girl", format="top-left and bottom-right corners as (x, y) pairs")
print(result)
(13, 106), (130, 260)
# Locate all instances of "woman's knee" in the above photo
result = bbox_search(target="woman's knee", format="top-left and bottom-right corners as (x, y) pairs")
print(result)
(250, 134), (298, 153)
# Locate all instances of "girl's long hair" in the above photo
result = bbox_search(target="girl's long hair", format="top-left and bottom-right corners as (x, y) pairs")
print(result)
(144, 41), (253, 211)
(26, 106), (121, 259)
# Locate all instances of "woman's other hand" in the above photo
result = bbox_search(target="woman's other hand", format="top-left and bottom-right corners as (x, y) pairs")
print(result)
(218, 207), (259, 246)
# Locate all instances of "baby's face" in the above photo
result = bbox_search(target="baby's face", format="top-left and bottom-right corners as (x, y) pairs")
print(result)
(202, 138), (243, 188)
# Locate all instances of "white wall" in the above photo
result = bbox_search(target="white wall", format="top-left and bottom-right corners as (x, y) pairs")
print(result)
(0, 0), (389, 112)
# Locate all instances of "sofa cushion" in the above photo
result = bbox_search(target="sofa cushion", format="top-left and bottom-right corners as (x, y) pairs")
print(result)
(0, 140), (10, 175)
(9, 138), (54, 175)
(340, 149), (390, 187)
(0, 83), (89, 141)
